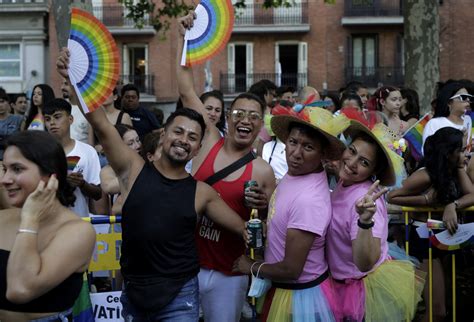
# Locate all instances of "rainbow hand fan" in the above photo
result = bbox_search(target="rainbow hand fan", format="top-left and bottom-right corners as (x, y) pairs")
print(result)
(181, 0), (234, 66)
(67, 8), (119, 113)
(430, 222), (474, 250)
(67, 156), (81, 173)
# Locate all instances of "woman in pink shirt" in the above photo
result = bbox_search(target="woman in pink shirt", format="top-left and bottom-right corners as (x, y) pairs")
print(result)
(326, 119), (424, 322)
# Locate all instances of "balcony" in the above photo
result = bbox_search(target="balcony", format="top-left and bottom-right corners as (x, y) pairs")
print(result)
(342, 0), (403, 25)
(0, 0), (48, 13)
(92, 5), (155, 36)
(233, 1), (309, 33)
(120, 74), (155, 96)
(344, 66), (404, 87)
(219, 72), (307, 95)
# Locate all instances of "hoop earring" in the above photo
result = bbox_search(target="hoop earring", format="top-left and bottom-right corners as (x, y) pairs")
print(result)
(371, 175), (377, 182)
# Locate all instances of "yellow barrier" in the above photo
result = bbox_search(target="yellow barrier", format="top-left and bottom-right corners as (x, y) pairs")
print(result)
(401, 206), (474, 322)
(82, 216), (122, 272)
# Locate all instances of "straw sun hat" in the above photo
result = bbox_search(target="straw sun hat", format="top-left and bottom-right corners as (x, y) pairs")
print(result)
(270, 106), (349, 160)
(343, 117), (405, 187)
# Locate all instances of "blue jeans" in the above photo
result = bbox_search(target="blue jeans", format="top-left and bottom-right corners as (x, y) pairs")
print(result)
(121, 276), (199, 322)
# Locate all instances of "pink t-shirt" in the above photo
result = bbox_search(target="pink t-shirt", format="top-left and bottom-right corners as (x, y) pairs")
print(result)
(265, 171), (332, 283)
(326, 180), (388, 280)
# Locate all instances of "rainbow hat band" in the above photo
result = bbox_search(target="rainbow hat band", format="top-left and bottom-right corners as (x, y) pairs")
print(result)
(67, 8), (120, 113)
(180, 0), (234, 66)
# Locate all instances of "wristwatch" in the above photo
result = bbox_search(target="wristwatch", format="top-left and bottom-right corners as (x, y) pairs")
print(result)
(357, 219), (374, 229)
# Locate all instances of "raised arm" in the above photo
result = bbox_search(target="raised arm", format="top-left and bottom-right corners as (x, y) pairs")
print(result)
(387, 169), (432, 206)
(56, 48), (144, 178)
(352, 181), (387, 272)
(176, 13), (220, 138)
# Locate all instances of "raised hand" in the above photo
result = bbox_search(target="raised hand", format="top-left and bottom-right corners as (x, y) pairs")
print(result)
(355, 180), (388, 223)
(177, 11), (196, 36)
(56, 47), (71, 78)
(21, 174), (58, 222)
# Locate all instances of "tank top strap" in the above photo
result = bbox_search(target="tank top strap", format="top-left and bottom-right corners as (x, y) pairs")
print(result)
(195, 138), (225, 177)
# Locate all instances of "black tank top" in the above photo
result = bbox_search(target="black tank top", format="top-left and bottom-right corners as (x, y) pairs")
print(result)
(120, 163), (199, 312)
(0, 249), (82, 312)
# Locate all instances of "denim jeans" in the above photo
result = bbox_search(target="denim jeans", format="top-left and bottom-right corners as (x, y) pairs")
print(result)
(29, 308), (72, 322)
(121, 276), (199, 322)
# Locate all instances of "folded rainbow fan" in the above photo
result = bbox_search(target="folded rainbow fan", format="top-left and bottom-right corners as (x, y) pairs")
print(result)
(181, 0), (234, 66)
(67, 8), (120, 113)
(429, 222), (474, 250)
(67, 156), (81, 173)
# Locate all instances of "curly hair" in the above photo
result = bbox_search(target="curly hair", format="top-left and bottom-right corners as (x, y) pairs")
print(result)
(422, 127), (463, 204)
(5, 131), (76, 207)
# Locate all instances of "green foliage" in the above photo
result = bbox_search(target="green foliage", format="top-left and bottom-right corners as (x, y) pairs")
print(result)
(118, 0), (298, 34)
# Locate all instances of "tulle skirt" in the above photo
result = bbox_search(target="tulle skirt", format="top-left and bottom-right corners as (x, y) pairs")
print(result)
(326, 260), (425, 322)
(258, 279), (335, 322)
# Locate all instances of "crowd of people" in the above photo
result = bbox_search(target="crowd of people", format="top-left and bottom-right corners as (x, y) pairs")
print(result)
(0, 10), (473, 322)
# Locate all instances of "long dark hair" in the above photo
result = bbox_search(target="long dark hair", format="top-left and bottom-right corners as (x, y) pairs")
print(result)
(25, 84), (55, 129)
(5, 131), (76, 207)
(423, 127), (463, 203)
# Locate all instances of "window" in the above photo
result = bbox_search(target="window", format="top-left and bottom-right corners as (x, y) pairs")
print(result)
(351, 35), (376, 76)
(0, 44), (21, 78)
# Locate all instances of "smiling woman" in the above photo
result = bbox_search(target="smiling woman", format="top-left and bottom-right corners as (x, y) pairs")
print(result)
(0, 131), (96, 321)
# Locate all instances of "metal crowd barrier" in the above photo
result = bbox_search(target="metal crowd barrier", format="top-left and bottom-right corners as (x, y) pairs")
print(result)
(401, 206), (474, 322)
(83, 216), (122, 273)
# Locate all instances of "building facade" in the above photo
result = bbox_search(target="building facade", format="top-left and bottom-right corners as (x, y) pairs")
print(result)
(2, 0), (474, 113)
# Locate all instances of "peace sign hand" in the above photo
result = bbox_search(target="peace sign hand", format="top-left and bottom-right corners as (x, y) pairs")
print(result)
(355, 180), (388, 223)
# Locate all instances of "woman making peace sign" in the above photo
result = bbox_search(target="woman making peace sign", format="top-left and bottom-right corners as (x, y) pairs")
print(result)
(325, 119), (424, 322)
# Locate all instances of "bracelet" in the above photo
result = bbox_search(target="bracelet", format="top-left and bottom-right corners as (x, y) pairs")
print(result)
(423, 194), (429, 205)
(357, 219), (374, 229)
(17, 228), (38, 235)
(454, 200), (460, 209)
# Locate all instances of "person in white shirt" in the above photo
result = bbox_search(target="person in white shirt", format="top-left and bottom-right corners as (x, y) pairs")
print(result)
(422, 82), (472, 153)
(43, 98), (102, 217)
(61, 78), (90, 144)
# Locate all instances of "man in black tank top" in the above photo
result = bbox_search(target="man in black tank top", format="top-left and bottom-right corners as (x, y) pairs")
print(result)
(57, 53), (250, 321)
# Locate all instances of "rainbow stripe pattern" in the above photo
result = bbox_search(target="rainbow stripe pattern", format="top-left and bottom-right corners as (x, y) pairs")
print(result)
(68, 8), (119, 113)
(403, 113), (432, 161)
(28, 114), (44, 130)
(67, 156), (81, 172)
(429, 222), (474, 251)
(182, 0), (234, 66)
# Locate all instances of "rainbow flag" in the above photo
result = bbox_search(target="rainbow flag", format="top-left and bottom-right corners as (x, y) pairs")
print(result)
(403, 113), (432, 161)
(72, 273), (94, 322)
(67, 156), (81, 173)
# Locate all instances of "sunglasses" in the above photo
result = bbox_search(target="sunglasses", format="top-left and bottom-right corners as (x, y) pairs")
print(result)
(449, 93), (473, 102)
(230, 109), (262, 122)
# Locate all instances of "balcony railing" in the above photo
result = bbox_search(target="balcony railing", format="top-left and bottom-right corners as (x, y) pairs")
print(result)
(0, 0), (44, 3)
(120, 75), (155, 96)
(234, 1), (308, 27)
(344, 0), (403, 17)
(345, 67), (404, 87)
(92, 5), (151, 27)
(219, 72), (307, 95)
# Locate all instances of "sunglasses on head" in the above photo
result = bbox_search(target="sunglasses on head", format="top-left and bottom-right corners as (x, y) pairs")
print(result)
(449, 93), (473, 102)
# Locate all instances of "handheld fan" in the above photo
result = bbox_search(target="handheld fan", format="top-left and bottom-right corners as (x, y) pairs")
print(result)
(67, 156), (81, 173)
(430, 222), (474, 250)
(181, 0), (234, 66)
(67, 8), (120, 113)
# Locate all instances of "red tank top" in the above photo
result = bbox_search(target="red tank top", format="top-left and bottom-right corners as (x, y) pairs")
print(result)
(194, 138), (253, 275)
